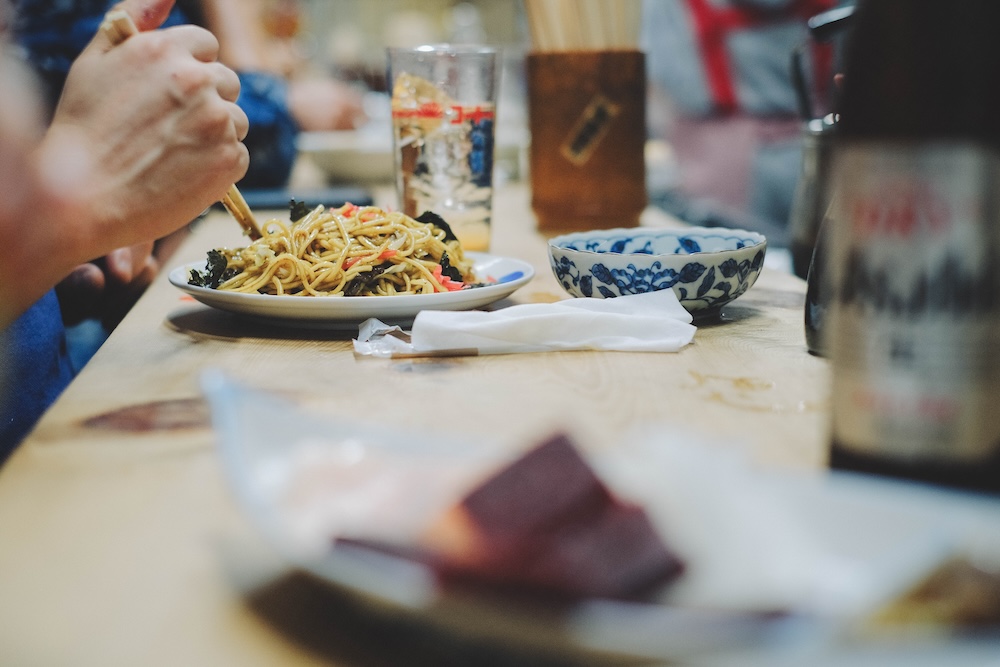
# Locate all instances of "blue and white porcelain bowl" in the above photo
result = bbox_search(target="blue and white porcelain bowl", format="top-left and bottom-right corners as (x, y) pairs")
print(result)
(548, 227), (767, 319)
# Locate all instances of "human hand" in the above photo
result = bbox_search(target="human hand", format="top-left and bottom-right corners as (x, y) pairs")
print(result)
(287, 77), (367, 131)
(55, 241), (158, 328)
(36, 0), (250, 261)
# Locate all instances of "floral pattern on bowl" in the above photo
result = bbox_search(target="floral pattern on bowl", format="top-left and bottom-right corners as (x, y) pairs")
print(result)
(548, 227), (767, 319)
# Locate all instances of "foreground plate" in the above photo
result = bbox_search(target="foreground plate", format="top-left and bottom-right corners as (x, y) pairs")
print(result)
(168, 252), (534, 327)
(202, 373), (1000, 665)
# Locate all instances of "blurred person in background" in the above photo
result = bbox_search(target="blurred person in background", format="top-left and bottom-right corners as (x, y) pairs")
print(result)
(642, 0), (844, 246)
(189, 0), (368, 154)
(0, 0), (249, 459)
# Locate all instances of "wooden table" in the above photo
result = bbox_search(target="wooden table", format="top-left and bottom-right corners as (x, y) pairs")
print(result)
(0, 184), (830, 665)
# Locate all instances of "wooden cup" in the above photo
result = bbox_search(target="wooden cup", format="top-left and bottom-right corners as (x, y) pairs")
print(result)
(527, 50), (647, 234)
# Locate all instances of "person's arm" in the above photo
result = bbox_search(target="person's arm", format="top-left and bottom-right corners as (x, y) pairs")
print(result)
(0, 0), (249, 329)
(200, 0), (365, 131)
(197, 0), (271, 73)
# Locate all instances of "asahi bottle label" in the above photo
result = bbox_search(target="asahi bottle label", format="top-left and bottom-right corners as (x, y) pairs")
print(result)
(827, 143), (1000, 462)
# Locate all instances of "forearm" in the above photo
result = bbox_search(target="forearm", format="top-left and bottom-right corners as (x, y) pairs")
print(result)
(0, 166), (89, 329)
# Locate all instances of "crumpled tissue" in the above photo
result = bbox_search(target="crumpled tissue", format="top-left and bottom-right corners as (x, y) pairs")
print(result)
(353, 290), (696, 358)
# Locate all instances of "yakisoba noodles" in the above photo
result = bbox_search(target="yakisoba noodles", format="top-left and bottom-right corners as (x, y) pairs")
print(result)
(190, 203), (478, 296)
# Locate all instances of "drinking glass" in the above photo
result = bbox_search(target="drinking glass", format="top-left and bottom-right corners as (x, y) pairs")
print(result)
(387, 45), (501, 252)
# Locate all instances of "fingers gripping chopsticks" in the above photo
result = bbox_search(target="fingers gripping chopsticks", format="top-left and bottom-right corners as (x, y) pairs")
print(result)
(99, 9), (263, 240)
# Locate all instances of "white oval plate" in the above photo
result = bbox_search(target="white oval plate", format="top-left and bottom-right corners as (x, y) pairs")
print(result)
(168, 252), (534, 327)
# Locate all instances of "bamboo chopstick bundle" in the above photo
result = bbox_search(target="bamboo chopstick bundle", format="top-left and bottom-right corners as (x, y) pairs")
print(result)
(580, 0), (609, 50)
(524, 0), (642, 52)
(99, 9), (262, 240)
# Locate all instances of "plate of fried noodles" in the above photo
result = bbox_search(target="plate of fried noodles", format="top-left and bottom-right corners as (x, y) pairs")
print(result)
(168, 203), (533, 327)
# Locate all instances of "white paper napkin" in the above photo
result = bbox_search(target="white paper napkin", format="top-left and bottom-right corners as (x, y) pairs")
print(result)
(353, 291), (696, 357)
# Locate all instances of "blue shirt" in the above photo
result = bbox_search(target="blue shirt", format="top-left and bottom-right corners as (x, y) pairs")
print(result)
(0, 292), (75, 461)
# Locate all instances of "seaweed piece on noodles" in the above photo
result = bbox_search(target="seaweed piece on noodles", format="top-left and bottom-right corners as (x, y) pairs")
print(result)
(188, 249), (234, 289)
(415, 210), (458, 243)
(289, 199), (312, 223)
(344, 261), (392, 296)
(439, 252), (464, 283)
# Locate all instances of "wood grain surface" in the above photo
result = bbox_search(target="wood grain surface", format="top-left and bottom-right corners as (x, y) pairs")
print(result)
(0, 184), (830, 666)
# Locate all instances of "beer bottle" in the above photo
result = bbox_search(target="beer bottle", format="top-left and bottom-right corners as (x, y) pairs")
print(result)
(825, 0), (1000, 493)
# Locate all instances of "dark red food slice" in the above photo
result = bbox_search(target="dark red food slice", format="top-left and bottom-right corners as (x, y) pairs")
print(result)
(337, 433), (684, 600)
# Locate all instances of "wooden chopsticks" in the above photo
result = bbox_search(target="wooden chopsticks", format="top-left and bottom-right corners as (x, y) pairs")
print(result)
(99, 9), (263, 240)
(219, 185), (260, 238)
(524, 0), (642, 52)
(99, 9), (137, 44)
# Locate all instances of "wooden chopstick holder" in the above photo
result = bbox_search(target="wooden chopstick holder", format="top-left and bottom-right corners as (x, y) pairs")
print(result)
(99, 9), (263, 240)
